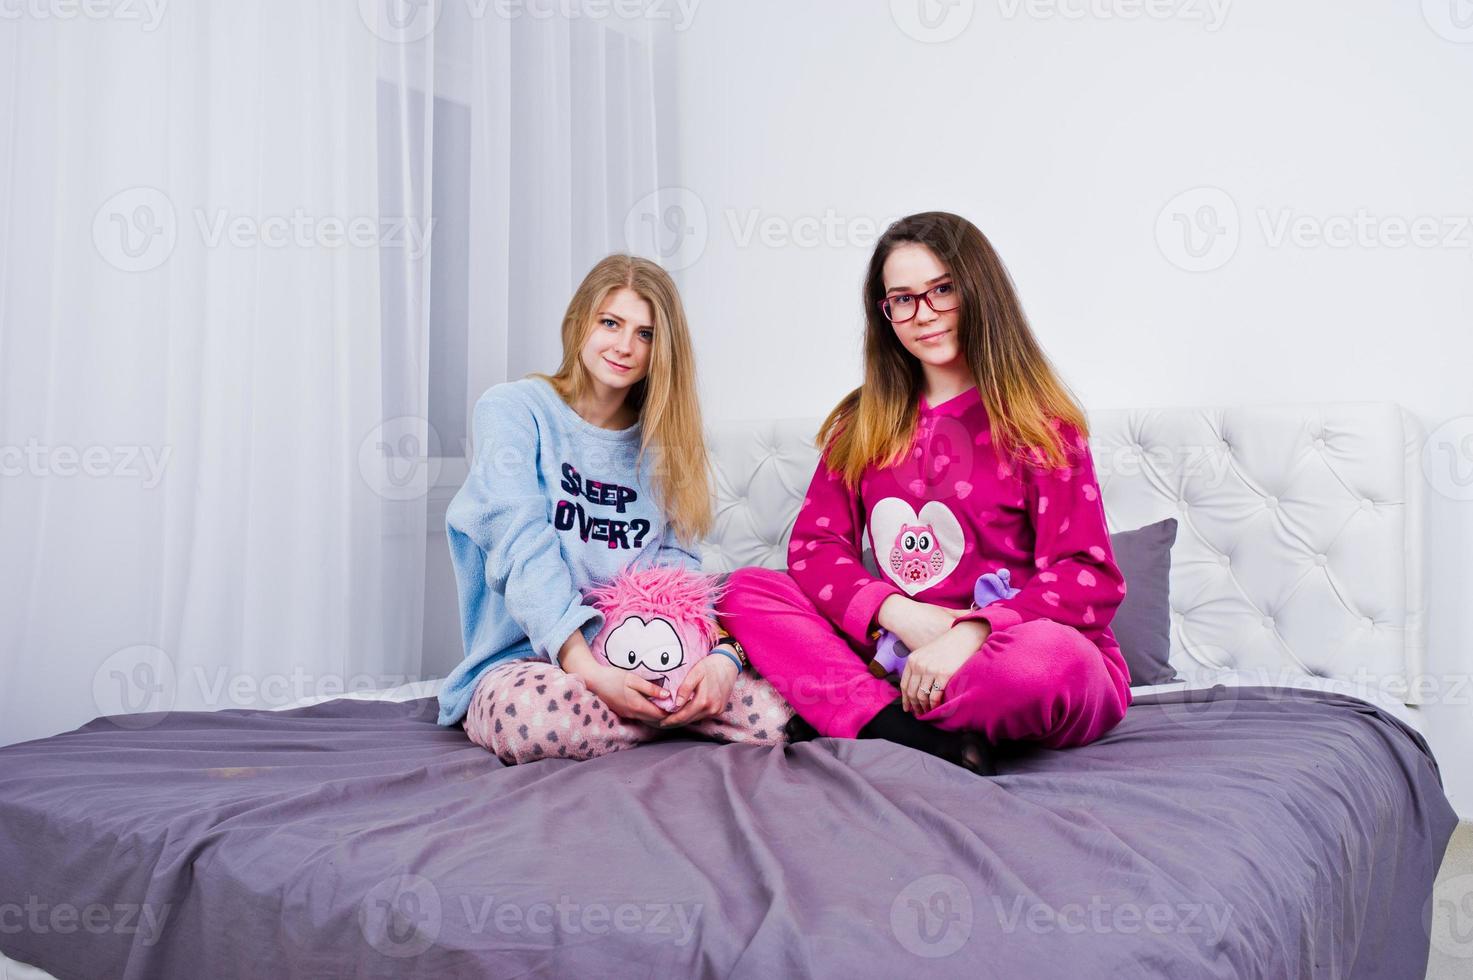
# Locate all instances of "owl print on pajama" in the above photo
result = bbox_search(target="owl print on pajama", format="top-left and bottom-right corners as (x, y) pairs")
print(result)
(888, 523), (946, 588)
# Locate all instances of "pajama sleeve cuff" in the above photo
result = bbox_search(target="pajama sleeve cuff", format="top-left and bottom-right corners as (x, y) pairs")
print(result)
(843, 580), (904, 645)
(954, 602), (1023, 635)
(537, 603), (604, 667)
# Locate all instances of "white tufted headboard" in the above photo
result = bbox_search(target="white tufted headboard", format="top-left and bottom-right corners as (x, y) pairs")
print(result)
(699, 402), (1426, 706)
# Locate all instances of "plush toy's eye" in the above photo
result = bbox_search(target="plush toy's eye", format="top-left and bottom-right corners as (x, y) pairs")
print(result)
(918, 533), (932, 551)
(606, 615), (686, 673)
(637, 631), (685, 674)
(604, 617), (649, 671)
(903, 533), (916, 551)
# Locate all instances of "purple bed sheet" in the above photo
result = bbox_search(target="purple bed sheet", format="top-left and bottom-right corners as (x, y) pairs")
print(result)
(0, 684), (1457, 980)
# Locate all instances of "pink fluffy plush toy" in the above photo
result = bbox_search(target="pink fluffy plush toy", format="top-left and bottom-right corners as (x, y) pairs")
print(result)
(584, 566), (727, 713)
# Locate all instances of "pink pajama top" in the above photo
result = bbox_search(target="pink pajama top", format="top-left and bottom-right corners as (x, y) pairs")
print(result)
(786, 385), (1132, 703)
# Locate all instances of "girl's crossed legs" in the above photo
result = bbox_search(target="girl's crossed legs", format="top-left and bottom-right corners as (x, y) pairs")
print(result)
(463, 658), (794, 764)
(717, 566), (1130, 750)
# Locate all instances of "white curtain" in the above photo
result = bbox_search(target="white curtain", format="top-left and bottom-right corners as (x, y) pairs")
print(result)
(0, 2), (677, 745)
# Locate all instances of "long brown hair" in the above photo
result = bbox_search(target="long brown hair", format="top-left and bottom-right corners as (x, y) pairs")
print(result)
(817, 212), (1088, 486)
(530, 255), (712, 545)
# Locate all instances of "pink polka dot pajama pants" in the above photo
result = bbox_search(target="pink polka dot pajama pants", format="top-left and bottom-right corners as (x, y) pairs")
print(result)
(717, 567), (1131, 748)
(463, 658), (795, 764)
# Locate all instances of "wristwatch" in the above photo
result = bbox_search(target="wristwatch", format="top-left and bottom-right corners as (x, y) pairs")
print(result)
(715, 627), (749, 669)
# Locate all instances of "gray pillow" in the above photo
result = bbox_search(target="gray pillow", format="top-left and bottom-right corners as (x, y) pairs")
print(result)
(1107, 518), (1180, 685)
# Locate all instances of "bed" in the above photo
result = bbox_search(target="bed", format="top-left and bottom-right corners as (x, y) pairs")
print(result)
(0, 401), (1458, 979)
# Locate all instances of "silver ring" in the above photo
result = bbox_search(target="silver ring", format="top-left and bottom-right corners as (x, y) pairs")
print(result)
(927, 682), (939, 692)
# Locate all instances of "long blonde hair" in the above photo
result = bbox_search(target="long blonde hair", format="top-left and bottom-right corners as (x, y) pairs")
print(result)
(818, 212), (1088, 485)
(530, 254), (712, 545)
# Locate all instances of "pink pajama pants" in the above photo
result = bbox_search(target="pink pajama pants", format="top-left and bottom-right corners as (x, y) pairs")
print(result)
(716, 567), (1131, 748)
(463, 658), (793, 765)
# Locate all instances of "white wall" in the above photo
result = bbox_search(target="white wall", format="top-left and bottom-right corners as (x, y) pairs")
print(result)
(668, 0), (1473, 815)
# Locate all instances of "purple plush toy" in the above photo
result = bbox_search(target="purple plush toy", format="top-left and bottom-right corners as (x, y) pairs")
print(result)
(867, 567), (1020, 679)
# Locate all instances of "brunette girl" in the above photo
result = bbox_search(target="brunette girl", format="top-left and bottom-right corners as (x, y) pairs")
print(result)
(717, 213), (1131, 775)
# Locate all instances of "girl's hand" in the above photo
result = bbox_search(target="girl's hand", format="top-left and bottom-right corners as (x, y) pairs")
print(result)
(658, 652), (740, 729)
(900, 620), (990, 715)
(582, 662), (670, 725)
(559, 631), (667, 724)
(878, 594), (970, 653)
